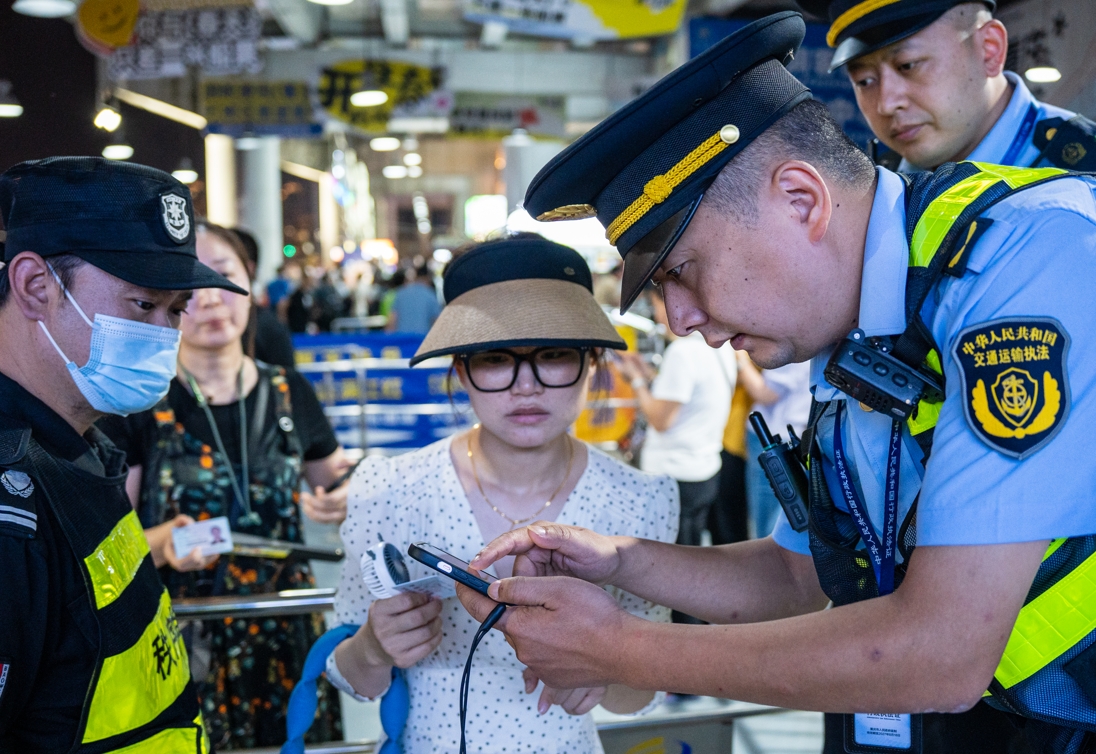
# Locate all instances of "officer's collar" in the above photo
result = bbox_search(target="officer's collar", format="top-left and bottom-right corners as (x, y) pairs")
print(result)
(899, 71), (1035, 172)
(0, 369), (93, 463)
(811, 167), (908, 395)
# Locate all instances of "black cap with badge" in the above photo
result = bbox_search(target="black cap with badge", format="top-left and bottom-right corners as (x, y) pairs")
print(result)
(524, 12), (811, 312)
(797, 0), (996, 72)
(0, 156), (247, 295)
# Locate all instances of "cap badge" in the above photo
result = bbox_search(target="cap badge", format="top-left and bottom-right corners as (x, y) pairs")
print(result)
(564, 266), (576, 276)
(160, 193), (191, 243)
(1, 470), (34, 498)
(536, 204), (597, 222)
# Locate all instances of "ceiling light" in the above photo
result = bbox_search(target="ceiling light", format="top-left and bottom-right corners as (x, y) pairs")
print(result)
(172, 157), (198, 184)
(12, 0), (75, 17)
(370, 137), (401, 152)
(114, 88), (206, 130)
(350, 90), (388, 108)
(1025, 66), (1062, 83)
(0, 81), (22, 118)
(94, 105), (122, 132)
(382, 165), (408, 179)
(403, 152), (422, 166)
(407, 165), (423, 178)
(306, 0), (353, 5)
(102, 143), (134, 160)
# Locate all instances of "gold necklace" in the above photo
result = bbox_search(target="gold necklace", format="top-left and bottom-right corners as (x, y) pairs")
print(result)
(467, 426), (575, 529)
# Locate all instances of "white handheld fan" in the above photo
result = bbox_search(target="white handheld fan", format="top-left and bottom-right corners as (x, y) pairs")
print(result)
(360, 539), (411, 599)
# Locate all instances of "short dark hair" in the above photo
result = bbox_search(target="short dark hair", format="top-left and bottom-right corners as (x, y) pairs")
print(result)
(703, 99), (877, 224)
(0, 254), (86, 310)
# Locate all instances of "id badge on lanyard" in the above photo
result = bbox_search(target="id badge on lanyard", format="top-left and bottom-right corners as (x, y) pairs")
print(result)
(832, 403), (921, 754)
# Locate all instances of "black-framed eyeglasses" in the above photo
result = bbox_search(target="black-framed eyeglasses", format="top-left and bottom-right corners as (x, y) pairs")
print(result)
(460, 347), (589, 392)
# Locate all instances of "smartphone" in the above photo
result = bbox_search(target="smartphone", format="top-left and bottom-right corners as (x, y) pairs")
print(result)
(407, 543), (498, 598)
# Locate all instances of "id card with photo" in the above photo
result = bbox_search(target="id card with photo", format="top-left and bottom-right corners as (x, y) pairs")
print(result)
(171, 516), (234, 557)
(844, 712), (921, 753)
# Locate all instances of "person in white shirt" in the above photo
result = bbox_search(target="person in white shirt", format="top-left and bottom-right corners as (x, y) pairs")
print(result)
(619, 286), (735, 560)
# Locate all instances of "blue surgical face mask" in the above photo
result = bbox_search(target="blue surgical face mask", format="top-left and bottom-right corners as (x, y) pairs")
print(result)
(38, 267), (181, 416)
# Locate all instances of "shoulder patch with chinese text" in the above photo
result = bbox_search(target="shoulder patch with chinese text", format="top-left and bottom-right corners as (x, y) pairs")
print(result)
(953, 317), (1070, 459)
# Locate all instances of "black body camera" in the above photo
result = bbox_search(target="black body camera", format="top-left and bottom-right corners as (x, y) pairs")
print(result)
(749, 412), (809, 532)
(823, 329), (944, 420)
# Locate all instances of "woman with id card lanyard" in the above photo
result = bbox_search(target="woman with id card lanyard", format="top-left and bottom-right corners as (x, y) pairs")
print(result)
(99, 223), (353, 750)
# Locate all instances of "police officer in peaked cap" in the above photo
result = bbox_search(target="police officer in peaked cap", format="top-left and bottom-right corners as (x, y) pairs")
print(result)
(798, 0), (1096, 174)
(0, 157), (247, 753)
(458, 13), (1096, 754)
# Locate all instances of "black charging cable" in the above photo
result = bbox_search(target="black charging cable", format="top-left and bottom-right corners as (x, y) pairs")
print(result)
(459, 603), (508, 754)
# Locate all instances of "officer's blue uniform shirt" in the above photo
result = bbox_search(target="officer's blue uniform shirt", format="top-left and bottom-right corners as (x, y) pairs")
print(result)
(773, 166), (1096, 555)
(899, 72), (1075, 173)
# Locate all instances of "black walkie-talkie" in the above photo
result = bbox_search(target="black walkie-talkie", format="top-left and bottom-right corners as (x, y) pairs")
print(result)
(749, 412), (810, 532)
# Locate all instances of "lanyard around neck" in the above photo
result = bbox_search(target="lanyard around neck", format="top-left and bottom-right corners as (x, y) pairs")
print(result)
(1001, 103), (1039, 168)
(831, 403), (902, 596)
(182, 365), (258, 526)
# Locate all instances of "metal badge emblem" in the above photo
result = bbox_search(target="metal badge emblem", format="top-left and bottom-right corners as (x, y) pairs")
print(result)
(536, 204), (597, 222)
(160, 193), (191, 243)
(1, 470), (33, 498)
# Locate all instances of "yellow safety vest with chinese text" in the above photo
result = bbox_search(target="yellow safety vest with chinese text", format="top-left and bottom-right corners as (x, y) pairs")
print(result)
(18, 436), (210, 754)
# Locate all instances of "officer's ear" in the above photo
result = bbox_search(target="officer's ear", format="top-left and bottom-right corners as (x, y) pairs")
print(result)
(5, 251), (59, 321)
(975, 18), (1008, 78)
(771, 160), (831, 245)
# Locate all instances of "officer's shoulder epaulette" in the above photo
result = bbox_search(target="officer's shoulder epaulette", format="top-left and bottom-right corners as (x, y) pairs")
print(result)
(1033, 115), (1096, 172)
(0, 425), (37, 540)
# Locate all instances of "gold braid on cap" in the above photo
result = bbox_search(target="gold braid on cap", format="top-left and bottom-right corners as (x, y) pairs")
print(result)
(605, 126), (738, 246)
(826, 0), (903, 47)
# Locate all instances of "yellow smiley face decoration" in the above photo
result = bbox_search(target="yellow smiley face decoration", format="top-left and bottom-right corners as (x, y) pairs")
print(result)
(954, 317), (1071, 459)
(77, 0), (140, 54)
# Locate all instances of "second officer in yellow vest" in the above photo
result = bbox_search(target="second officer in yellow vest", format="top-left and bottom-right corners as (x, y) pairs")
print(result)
(458, 13), (1096, 754)
(0, 157), (248, 753)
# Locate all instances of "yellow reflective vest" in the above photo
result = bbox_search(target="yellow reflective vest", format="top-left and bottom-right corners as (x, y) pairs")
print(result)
(8, 431), (209, 753)
(808, 162), (1096, 740)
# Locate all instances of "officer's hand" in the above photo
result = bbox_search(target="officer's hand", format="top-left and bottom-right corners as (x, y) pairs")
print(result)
(470, 523), (623, 585)
(457, 575), (632, 690)
(362, 592), (444, 669)
(301, 483), (348, 525)
(522, 667), (607, 716)
(146, 516), (220, 572)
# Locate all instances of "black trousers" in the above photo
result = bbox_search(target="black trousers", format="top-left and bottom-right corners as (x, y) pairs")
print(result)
(672, 471), (720, 625)
(676, 471), (721, 548)
(822, 704), (1037, 754)
(708, 450), (748, 545)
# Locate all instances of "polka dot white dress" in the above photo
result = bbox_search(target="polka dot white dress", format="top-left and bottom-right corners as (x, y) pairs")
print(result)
(335, 435), (679, 754)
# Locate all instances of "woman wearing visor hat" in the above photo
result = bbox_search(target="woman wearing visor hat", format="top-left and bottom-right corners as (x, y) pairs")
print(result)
(327, 235), (679, 754)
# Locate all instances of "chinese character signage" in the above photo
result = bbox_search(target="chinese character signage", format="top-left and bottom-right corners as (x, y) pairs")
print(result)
(202, 79), (322, 138)
(104, 0), (262, 79)
(464, 0), (687, 41)
(450, 93), (566, 138)
(318, 60), (448, 133)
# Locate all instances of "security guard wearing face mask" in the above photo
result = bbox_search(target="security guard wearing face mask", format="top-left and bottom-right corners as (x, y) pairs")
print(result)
(0, 157), (247, 753)
(797, 0), (1096, 174)
(455, 13), (1096, 754)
